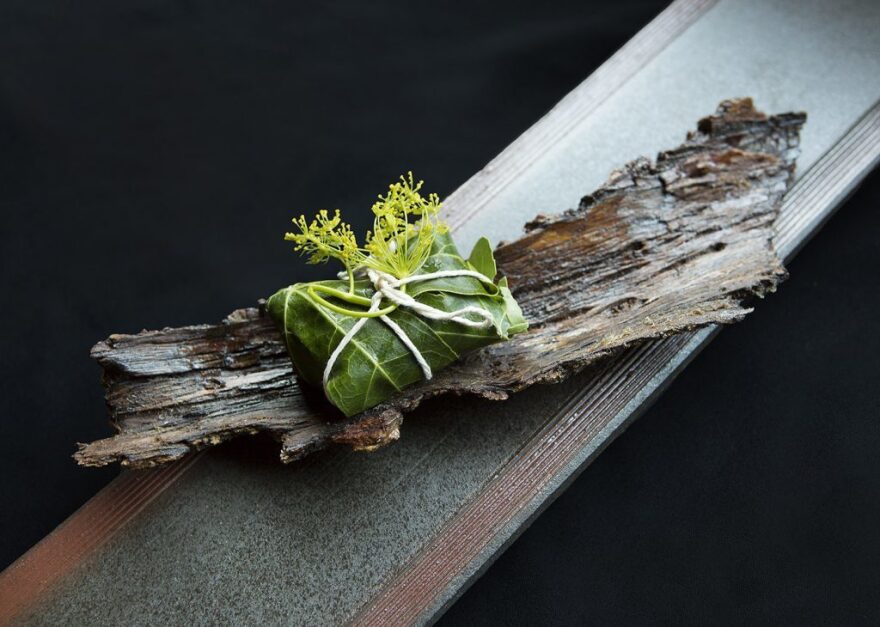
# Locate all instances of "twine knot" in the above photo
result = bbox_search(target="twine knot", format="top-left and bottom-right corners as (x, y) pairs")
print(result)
(322, 269), (497, 396)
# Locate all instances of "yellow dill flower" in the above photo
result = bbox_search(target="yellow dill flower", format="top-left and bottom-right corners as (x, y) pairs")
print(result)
(285, 173), (447, 283)
(284, 209), (362, 267)
(364, 172), (444, 278)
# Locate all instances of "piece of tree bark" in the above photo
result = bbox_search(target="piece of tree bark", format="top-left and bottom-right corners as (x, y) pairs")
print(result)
(76, 98), (805, 468)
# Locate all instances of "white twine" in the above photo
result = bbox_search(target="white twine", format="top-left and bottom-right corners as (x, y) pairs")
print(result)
(322, 268), (496, 395)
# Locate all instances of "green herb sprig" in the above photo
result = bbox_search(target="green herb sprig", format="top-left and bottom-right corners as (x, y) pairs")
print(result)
(285, 173), (445, 319)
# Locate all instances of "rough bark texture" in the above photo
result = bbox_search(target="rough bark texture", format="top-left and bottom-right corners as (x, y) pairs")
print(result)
(76, 99), (805, 468)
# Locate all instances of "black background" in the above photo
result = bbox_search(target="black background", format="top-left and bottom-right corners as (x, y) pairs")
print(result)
(1, 1), (878, 623)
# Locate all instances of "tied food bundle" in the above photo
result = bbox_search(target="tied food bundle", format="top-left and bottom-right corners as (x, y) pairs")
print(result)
(266, 174), (528, 417)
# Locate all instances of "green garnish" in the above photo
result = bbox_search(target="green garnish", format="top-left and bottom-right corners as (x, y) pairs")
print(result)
(267, 174), (527, 416)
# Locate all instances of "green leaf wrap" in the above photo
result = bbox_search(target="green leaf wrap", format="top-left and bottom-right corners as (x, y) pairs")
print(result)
(266, 232), (528, 416)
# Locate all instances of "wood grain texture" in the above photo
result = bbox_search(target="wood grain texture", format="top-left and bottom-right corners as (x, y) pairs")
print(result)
(75, 99), (805, 468)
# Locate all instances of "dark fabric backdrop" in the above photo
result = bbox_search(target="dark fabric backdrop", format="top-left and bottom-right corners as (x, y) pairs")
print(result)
(1, 1), (877, 623)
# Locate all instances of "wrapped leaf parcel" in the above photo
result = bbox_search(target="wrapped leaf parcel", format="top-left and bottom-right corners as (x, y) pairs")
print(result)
(266, 175), (528, 417)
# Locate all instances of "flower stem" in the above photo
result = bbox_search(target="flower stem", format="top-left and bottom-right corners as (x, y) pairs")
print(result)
(307, 285), (396, 318)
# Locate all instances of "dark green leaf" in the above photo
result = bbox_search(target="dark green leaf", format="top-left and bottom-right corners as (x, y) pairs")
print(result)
(467, 236), (497, 279)
(267, 232), (527, 416)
